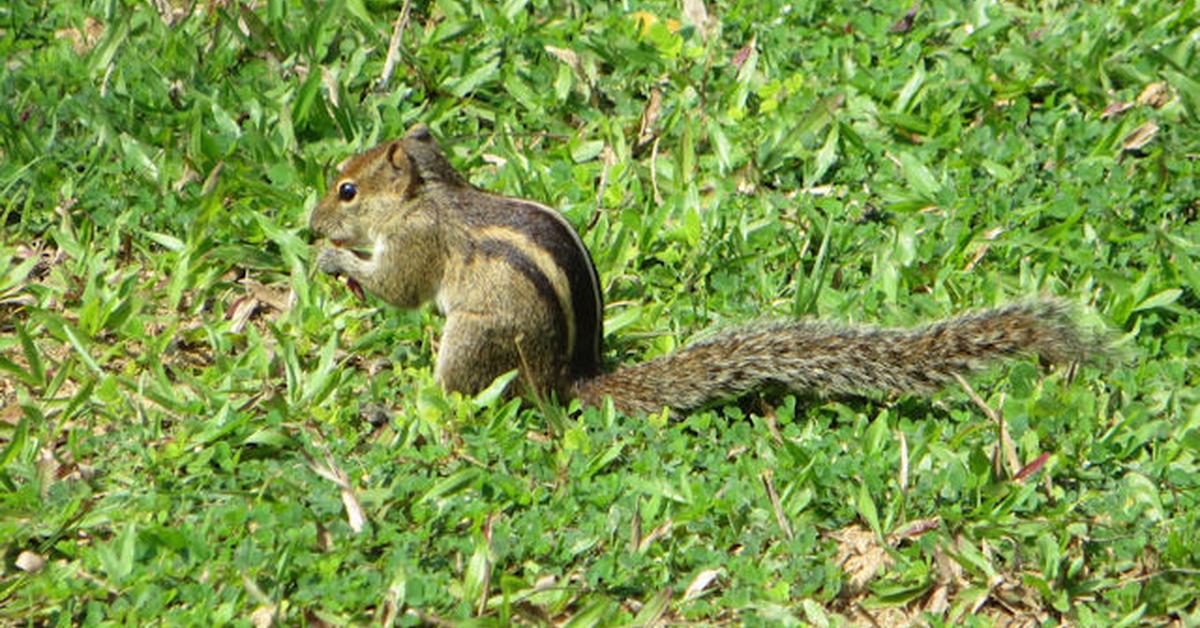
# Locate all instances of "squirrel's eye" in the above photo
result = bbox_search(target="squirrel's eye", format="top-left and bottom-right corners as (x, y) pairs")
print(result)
(338, 182), (358, 202)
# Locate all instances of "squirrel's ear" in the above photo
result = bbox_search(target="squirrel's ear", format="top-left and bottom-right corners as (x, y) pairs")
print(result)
(387, 140), (410, 171)
(386, 141), (422, 197)
(405, 124), (433, 142)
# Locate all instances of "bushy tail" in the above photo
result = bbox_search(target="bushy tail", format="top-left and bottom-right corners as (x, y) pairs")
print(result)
(572, 300), (1101, 415)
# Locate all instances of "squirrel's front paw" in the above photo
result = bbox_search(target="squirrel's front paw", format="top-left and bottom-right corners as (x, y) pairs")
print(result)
(316, 247), (352, 276)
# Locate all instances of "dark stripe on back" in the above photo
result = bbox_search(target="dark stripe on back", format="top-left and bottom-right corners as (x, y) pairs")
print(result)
(477, 238), (570, 363)
(461, 192), (604, 379)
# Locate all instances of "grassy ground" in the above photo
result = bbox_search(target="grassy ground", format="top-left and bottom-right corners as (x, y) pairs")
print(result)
(2, 0), (1199, 624)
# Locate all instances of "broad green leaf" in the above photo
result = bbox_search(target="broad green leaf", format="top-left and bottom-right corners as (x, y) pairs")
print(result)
(472, 370), (519, 410)
(1133, 288), (1181, 312)
(446, 54), (500, 98)
(419, 469), (482, 504)
(898, 151), (941, 201)
(857, 481), (882, 540)
(144, 231), (185, 252)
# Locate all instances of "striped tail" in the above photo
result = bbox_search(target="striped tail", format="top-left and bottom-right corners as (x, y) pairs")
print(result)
(572, 301), (1099, 415)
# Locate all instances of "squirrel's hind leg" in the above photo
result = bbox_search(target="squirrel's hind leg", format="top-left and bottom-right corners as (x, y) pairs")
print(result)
(436, 313), (569, 399)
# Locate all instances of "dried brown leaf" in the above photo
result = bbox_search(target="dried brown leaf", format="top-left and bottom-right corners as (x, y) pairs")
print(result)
(830, 525), (894, 594)
(544, 44), (588, 87)
(926, 583), (950, 616)
(544, 45), (578, 67)
(1136, 81), (1171, 109)
(306, 450), (367, 534)
(315, 520), (332, 552)
(1122, 120), (1159, 152)
(302, 609), (334, 628)
(172, 163), (201, 192)
(56, 17), (104, 55)
(637, 88), (663, 147)
(226, 295), (259, 334)
(201, 161), (224, 196)
(732, 36), (756, 70)
(681, 568), (722, 602)
(890, 3), (919, 33)
(1100, 101), (1132, 119)
(1, 402), (23, 426)
(1013, 452), (1050, 482)
(637, 519), (673, 552)
(890, 517), (940, 541)
(241, 279), (293, 312)
(152, 0), (193, 26)
(345, 276), (365, 301)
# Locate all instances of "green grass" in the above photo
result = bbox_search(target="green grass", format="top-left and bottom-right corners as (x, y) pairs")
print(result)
(2, 0), (1199, 624)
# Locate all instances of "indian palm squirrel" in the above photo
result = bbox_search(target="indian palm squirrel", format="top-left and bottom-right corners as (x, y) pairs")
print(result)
(309, 124), (1100, 415)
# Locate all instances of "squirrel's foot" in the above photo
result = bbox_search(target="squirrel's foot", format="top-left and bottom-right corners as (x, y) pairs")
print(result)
(317, 248), (369, 300)
(317, 247), (356, 276)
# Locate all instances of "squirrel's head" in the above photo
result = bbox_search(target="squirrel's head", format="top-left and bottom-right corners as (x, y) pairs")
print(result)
(308, 124), (465, 248)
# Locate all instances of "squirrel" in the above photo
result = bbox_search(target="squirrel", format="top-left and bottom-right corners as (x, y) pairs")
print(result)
(309, 124), (1100, 416)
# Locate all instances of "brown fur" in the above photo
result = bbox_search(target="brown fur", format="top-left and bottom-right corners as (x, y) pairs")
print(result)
(310, 125), (1102, 415)
(310, 125), (601, 399)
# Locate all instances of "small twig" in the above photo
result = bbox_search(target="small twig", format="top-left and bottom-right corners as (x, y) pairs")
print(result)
(637, 519), (674, 552)
(760, 470), (794, 540)
(377, 0), (413, 90)
(512, 333), (547, 410)
(650, 136), (663, 206)
(954, 374), (1019, 477)
(75, 568), (120, 596)
(586, 145), (615, 232)
(513, 333), (569, 435)
(477, 511), (498, 615)
(301, 430), (367, 533)
(761, 401), (784, 446)
(962, 243), (990, 272)
(629, 495), (642, 552)
(953, 373), (999, 422)
(1125, 568), (1200, 584)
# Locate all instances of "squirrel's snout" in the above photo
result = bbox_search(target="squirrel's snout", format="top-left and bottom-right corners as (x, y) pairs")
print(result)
(307, 210), (343, 243)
